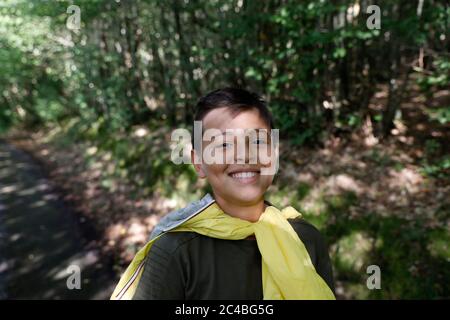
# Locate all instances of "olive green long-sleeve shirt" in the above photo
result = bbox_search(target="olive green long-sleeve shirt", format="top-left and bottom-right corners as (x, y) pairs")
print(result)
(133, 217), (335, 300)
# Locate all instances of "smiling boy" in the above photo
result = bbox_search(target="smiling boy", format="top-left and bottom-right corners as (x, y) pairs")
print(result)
(111, 88), (335, 300)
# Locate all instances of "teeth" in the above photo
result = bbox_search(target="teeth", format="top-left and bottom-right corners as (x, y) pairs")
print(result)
(231, 171), (257, 179)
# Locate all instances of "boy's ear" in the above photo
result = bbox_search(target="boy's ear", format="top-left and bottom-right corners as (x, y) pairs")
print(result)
(191, 149), (207, 179)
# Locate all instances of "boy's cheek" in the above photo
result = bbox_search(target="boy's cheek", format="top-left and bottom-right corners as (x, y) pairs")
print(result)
(201, 163), (227, 179)
(261, 174), (275, 187)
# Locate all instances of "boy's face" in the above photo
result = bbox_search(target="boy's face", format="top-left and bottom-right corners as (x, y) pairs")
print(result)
(192, 107), (275, 206)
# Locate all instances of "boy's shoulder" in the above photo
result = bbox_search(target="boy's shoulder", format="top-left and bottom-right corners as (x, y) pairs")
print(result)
(149, 194), (215, 240)
(265, 199), (325, 243)
(287, 216), (327, 244)
(152, 231), (200, 255)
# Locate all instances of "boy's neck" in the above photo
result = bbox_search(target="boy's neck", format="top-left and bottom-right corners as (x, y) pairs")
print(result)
(213, 193), (266, 222)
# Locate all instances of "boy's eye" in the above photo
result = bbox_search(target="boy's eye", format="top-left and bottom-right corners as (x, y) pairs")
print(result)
(252, 139), (267, 145)
(217, 142), (233, 148)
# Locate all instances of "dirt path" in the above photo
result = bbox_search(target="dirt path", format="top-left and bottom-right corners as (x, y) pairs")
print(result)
(0, 140), (116, 299)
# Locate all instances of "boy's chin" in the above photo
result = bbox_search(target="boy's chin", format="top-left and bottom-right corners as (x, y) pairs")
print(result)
(224, 190), (265, 205)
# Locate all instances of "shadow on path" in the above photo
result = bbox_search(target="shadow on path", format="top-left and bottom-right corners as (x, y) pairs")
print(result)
(0, 140), (116, 299)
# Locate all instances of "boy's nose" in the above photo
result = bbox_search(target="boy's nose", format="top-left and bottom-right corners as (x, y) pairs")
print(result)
(235, 139), (257, 165)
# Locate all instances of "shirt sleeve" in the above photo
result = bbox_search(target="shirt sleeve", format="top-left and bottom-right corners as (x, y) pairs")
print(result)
(313, 229), (335, 294)
(132, 235), (186, 300)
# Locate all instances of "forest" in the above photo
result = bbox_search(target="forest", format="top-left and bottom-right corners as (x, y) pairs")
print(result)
(0, 0), (448, 299)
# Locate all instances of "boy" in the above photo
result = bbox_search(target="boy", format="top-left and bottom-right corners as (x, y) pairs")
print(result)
(111, 88), (335, 300)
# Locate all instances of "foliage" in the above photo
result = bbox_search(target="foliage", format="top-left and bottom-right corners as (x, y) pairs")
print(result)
(1, 0), (449, 299)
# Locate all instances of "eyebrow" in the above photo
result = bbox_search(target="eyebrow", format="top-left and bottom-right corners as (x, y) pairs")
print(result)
(208, 128), (270, 139)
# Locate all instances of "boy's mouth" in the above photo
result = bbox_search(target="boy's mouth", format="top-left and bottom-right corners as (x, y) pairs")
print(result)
(227, 169), (260, 184)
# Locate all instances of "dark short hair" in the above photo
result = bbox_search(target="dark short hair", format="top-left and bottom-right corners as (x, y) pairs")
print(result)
(192, 88), (274, 148)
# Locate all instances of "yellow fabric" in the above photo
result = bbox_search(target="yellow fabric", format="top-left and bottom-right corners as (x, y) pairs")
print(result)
(110, 234), (160, 300)
(111, 203), (335, 300)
